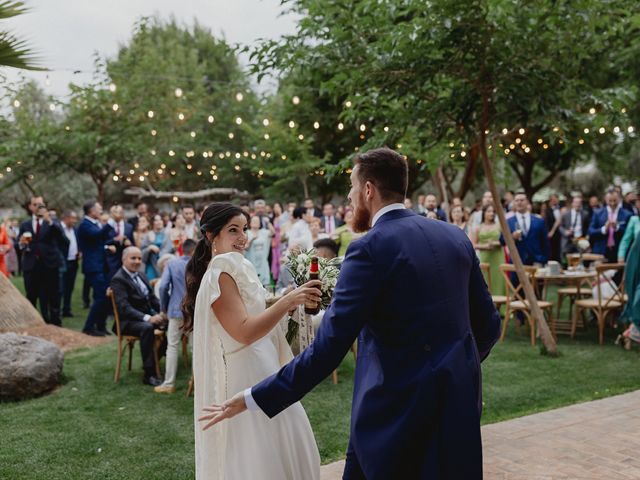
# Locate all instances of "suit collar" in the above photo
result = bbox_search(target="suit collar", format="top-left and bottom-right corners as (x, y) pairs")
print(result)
(372, 208), (416, 228)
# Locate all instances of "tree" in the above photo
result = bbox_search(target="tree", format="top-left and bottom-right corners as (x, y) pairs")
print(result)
(0, 1), (43, 70)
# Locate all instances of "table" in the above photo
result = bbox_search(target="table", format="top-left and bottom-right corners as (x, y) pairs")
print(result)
(535, 269), (596, 334)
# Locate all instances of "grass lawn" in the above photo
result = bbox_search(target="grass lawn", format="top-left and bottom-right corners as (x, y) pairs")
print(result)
(2, 275), (640, 479)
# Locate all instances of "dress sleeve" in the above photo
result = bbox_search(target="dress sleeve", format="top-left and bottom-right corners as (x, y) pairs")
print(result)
(204, 254), (239, 305)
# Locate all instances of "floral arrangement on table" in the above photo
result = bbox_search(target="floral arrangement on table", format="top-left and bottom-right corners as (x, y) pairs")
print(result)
(574, 237), (591, 267)
(284, 248), (342, 344)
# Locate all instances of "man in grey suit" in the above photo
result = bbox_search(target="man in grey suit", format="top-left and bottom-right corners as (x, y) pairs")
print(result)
(559, 194), (591, 259)
(155, 239), (196, 393)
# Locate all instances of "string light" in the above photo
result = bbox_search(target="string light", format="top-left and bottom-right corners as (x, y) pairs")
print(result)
(112, 104), (119, 111)
(518, 128), (525, 135)
(288, 121), (295, 128)
(613, 126), (620, 133)
(109, 83), (116, 92)
(578, 139), (585, 144)
(138, 175), (145, 182)
(235, 92), (244, 102)
(584, 128), (589, 134)
(129, 169), (135, 174)
(49, 103), (56, 111)
(168, 150), (175, 156)
(313, 121), (320, 129)
(208, 115), (215, 123)
(504, 149), (510, 154)
(263, 133), (270, 140)
(228, 132), (234, 139)
(151, 129), (157, 136)
(174, 88), (183, 98)
(147, 110), (154, 118)
(537, 138), (543, 144)
(502, 128), (508, 135)
(629, 126), (635, 133)
(262, 118), (269, 126)
(383, 126), (389, 132)
(235, 117), (242, 125)
(589, 107), (596, 114)
(13, 100), (20, 108)
(178, 113), (185, 121)
(298, 134), (304, 140)
(598, 127), (605, 134)
(345, 100), (352, 108)
(359, 124), (366, 132)
(190, 131), (196, 138)
(460, 151), (467, 157)
(292, 96), (300, 105)
(337, 122), (344, 130)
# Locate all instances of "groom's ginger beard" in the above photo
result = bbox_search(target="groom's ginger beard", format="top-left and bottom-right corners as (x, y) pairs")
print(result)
(352, 192), (372, 233)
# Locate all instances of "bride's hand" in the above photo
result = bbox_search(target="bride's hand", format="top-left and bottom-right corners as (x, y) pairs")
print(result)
(199, 391), (247, 430)
(285, 280), (322, 313)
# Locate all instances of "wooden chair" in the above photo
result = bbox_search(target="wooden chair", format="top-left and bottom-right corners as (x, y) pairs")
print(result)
(479, 262), (507, 310)
(332, 342), (358, 385)
(108, 287), (165, 382)
(499, 264), (555, 346)
(572, 263), (625, 345)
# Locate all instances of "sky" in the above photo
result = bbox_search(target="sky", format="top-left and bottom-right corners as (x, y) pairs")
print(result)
(3, 0), (298, 99)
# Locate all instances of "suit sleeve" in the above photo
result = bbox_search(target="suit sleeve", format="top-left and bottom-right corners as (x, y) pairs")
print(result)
(540, 220), (550, 262)
(111, 275), (146, 322)
(251, 239), (379, 418)
(465, 241), (501, 361)
(588, 212), (605, 239)
(158, 265), (171, 313)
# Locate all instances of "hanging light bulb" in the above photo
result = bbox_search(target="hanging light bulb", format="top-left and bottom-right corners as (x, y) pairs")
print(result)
(175, 88), (183, 98)
(208, 115), (215, 123)
(147, 110), (154, 118)
(109, 83), (117, 92)
(235, 117), (242, 125)
(235, 92), (244, 102)
(288, 121), (295, 128)
(292, 96), (300, 105)
(262, 118), (269, 126)
(359, 124), (366, 132)
(337, 122), (344, 130)
(112, 104), (119, 111)
(178, 113), (185, 121)
(190, 131), (196, 138)
(13, 100), (20, 108)
(313, 121), (320, 129)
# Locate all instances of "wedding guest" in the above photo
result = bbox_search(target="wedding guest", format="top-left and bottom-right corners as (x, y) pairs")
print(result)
(18, 199), (69, 326)
(253, 199), (271, 229)
(61, 210), (80, 317)
(587, 195), (601, 216)
(623, 191), (639, 216)
(127, 201), (148, 231)
(472, 204), (505, 296)
(287, 207), (313, 251)
(545, 194), (562, 262)
(588, 188), (632, 263)
(471, 191), (496, 227)
(336, 204), (346, 222)
(503, 190), (515, 213)
(333, 210), (362, 257)
(0, 220), (12, 277)
(168, 213), (188, 255)
(105, 205), (134, 280)
(618, 213), (640, 262)
(320, 203), (344, 236)
(270, 203), (285, 282)
(313, 238), (339, 260)
(78, 200), (112, 336)
(617, 227), (640, 349)
(245, 215), (274, 287)
(141, 214), (171, 280)
(309, 218), (327, 244)
(303, 198), (322, 218)
(181, 204), (200, 240)
(559, 195), (590, 258)
(156, 239), (196, 393)
(133, 215), (151, 248)
(415, 194), (427, 214)
(111, 246), (165, 386)
(404, 198), (413, 210)
(424, 194), (446, 221)
(449, 205), (469, 236)
(7, 218), (20, 276)
(500, 192), (550, 265)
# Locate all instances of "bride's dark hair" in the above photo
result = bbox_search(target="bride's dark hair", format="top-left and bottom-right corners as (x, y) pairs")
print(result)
(181, 202), (249, 333)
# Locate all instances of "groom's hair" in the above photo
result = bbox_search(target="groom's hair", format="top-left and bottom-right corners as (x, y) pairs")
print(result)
(354, 147), (408, 202)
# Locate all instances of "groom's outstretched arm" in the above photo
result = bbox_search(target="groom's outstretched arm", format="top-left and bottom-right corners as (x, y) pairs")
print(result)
(251, 239), (378, 418)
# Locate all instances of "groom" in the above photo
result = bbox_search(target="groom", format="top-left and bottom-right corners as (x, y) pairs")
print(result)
(201, 147), (501, 479)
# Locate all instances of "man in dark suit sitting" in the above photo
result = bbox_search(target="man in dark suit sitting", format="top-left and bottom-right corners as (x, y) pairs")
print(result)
(110, 246), (166, 386)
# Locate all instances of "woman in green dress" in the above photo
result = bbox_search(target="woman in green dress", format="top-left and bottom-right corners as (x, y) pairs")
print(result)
(471, 203), (505, 296)
(332, 210), (363, 257)
(618, 215), (640, 262)
(616, 227), (640, 349)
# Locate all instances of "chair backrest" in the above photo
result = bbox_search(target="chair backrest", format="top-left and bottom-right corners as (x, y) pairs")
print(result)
(594, 263), (625, 310)
(499, 263), (537, 304)
(107, 288), (123, 338)
(479, 262), (492, 291)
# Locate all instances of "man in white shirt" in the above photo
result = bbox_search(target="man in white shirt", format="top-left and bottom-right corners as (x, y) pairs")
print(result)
(61, 210), (80, 317)
(287, 207), (313, 251)
(182, 204), (200, 240)
(321, 203), (344, 235)
(559, 195), (590, 258)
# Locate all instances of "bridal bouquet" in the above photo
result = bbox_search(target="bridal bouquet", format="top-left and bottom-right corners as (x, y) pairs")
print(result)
(284, 249), (342, 345)
(285, 248), (342, 310)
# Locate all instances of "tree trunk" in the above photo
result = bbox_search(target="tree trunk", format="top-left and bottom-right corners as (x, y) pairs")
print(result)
(300, 176), (310, 200)
(0, 275), (45, 331)
(479, 133), (558, 356)
(455, 144), (480, 200)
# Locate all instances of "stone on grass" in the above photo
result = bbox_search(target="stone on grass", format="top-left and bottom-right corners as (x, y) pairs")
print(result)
(0, 332), (64, 401)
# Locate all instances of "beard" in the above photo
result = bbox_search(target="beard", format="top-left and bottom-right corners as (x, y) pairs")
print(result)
(352, 193), (372, 233)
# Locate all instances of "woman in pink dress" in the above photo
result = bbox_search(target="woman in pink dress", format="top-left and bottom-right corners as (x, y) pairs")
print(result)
(270, 203), (284, 282)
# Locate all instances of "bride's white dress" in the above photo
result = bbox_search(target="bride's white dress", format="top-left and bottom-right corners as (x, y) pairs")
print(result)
(193, 252), (320, 480)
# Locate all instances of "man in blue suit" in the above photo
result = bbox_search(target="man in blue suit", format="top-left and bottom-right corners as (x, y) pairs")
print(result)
(201, 148), (501, 479)
(77, 200), (113, 336)
(588, 188), (632, 263)
(500, 192), (550, 265)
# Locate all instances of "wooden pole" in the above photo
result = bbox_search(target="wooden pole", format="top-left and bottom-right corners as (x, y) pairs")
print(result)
(479, 138), (558, 356)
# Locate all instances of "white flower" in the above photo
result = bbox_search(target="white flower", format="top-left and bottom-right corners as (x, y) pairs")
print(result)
(297, 263), (306, 275)
(297, 253), (309, 264)
(577, 239), (590, 251)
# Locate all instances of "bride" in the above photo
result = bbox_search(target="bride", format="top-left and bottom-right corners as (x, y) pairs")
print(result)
(182, 203), (321, 479)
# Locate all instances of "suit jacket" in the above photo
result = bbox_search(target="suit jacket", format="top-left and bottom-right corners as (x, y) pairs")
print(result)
(423, 207), (447, 221)
(159, 255), (189, 319)
(77, 217), (112, 274)
(500, 214), (550, 265)
(18, 218), (69, 272)
(110, 267), (160, 327)
(252, 209), (501, 479)
(320, 215), (344, 233)
(559, 209), (590, 253)
(587, 207), (632, 255)
(105, 222), (134, 278)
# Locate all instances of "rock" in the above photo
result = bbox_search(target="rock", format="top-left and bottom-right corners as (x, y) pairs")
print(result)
(0, 333), (64, 400)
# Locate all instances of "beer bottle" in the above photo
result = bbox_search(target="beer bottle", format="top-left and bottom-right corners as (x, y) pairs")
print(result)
(304, 256), (321, 315)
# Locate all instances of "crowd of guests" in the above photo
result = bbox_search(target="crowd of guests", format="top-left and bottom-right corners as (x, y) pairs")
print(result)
(1, 186), (638, 384)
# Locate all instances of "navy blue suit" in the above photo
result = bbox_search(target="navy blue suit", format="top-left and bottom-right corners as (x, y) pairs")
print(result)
(105, 222), (134, 280)
(77, 217), (112, 332)
(252, 209), (501, 479)
(588, 206), (632, 261)
(501, 214), (550, 265)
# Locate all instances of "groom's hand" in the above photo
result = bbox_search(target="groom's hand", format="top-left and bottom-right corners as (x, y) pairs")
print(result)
(198, 391), (247, 431)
